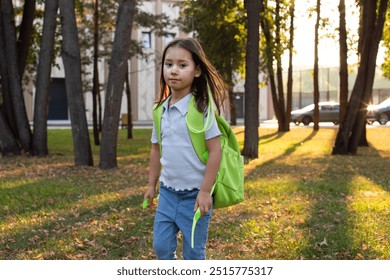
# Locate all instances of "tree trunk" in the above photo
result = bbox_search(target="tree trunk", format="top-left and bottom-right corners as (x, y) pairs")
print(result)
(259, 1), (283, 126)
(241, 0), (260, 159)
(285, 0), (295, 131)
(32, 0), (58, 156)
(225, 69), (237, 126)
(350, 0), (385, 153)
(59, 0), (93, 166)
(99, 0), (136, 169)
(0, 10), (17, 139)
(0, 110), (20, 155)
(125, 62), (133, 139)
(228, 88), (237, 125)
(313, 0), (320, 131)
(17, 0), (36, 78)
(333, 0), (387, 155)
(338, 0), (348, 124)
(92, 0), (100, 146)
(1, 0), (32, 153)
(275, 0), (287, 132)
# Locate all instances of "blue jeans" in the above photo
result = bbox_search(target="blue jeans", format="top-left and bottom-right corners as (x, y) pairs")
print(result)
(153, 183), (213, 260)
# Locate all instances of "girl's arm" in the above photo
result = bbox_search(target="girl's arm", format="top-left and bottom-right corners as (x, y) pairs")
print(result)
(144, 143), (161, 205)
(195, 136), (221, 216)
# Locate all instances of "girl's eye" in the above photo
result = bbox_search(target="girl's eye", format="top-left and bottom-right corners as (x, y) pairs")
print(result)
(179, 64), (187, 68)
(165, 63), (173, 67)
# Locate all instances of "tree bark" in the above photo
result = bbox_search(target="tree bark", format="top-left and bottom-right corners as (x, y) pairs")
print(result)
(313, 0), (321, 131)
(259, 0), (283, 127)
(338, 0), (348, 124)
(228, 88), (237, 125)
(17, 0), (36, 78)
(275, 0), (287, 132)
(0, 9), (17, 139)
(241, 0), (260, 159)
(0, 110), (20, 155)
(125, 62), (133, 139)
(59, 0), (93, 166)
(32, 0), (58, 156)
(1, 0), (32, 153)
(99, 0), (136, 169)
(285, 0), (295, 131)
(92, 0), (101, 146)
(333, 0), (387, 155)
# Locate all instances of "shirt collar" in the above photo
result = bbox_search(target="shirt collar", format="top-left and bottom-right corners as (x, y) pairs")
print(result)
(162, 93), (192, 116)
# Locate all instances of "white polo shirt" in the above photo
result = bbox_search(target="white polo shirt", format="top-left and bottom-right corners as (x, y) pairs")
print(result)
(151, 93), (221, 191)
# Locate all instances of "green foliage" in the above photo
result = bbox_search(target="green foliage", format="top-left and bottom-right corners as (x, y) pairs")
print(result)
(260, 0), (294, 75)
(177, 0), (246, 85)
(0, 127), (389, 259)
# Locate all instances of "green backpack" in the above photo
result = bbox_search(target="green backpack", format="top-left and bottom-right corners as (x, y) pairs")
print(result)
(152, 95), (244, 209)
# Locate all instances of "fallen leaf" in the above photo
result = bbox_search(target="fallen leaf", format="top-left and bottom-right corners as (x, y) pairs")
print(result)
(318, 237), (328, 247)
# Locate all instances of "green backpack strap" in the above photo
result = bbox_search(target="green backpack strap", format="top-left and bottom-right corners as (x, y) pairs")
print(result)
(186, 96), (208, 164)
(152, 103), (163, 155)
(153, 96), (210, 164)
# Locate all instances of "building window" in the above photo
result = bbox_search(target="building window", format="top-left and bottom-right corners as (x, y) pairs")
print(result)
(142, 32), (152, 48)
(164, 33), (176, 46)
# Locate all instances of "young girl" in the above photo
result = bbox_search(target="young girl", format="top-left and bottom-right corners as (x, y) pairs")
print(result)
(143, 37), (226, 260)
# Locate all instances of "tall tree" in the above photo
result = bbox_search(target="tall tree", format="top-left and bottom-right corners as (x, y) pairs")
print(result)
(1, 0), (32, 153)
(260, 0), (280, 127)
(241, 0), (260, 159)
(285, 0), (295, 129)
(92, 0), (100, 145)
(16, 0), (36, 78)
(313, 0), (321, 131)
(0, 4), (18, 151)
(259, 0), (294, 132)
(125, 63), (133, 139)
(333, 0), (388, 155)
(59, 0), (93, 166)
(32, 0), (59, 156)
(275, 0), (287, 130)
(99, 0), (136, 169)
(338, 0), (348, 124)
(78, 1), (168, 143)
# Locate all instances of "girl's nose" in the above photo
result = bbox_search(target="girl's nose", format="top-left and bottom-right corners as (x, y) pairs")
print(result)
(170, 65), (178, 74)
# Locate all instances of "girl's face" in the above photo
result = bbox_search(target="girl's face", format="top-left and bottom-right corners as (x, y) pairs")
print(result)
(163, 46), (201, 98)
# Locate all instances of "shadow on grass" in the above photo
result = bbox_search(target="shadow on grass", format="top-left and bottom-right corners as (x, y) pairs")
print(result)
(0, 179), (153, 260)
(255, 130), (318, 168)
(259, 131), (284, 145)
(208, 129), (389, 259)
(296, 159), (356, 259)
(235, 128), (280, 147)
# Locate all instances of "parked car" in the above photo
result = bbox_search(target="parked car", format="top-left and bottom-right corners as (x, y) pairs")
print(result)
(366, 98), (390, 125)
(291, 102), (340, 126)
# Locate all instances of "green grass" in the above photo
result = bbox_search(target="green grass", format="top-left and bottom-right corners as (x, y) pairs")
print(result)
(0, 127), (389, 260)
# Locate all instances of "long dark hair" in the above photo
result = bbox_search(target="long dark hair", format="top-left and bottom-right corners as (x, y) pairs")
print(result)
(156, 37), (226, 114)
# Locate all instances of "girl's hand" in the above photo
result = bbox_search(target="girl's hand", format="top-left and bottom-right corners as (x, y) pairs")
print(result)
(143, 186), (156, 207)
(194, 190), (212, 216)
